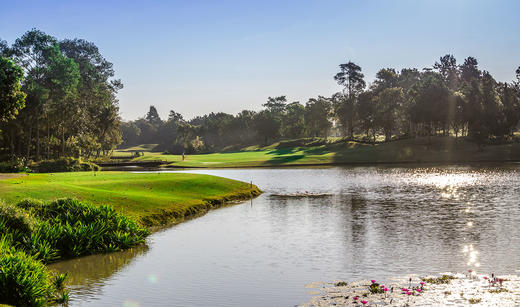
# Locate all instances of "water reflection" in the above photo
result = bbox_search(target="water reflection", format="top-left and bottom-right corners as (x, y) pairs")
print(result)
(48, 244), (149, 302)
(60, 165), (520, 306)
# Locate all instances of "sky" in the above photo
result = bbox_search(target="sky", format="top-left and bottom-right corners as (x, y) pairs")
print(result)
(1, 0), (519, 120)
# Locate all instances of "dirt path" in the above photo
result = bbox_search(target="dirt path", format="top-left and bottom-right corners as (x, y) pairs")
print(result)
(0, 173), (26, 180)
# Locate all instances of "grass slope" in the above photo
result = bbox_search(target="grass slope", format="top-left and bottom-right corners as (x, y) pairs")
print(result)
(0, 172), (261, 226)
(126, 137), (520, 168)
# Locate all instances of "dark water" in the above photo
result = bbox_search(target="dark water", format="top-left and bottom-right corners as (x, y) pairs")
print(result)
(49, 165), (520, 306)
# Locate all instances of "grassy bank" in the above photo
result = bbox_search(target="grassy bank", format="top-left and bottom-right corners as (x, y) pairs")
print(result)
(0, 172), (260, 305)
(118, 137), (520, 168)
(0, 172), (261, 226)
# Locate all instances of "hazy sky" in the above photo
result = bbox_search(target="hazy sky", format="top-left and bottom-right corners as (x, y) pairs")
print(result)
(2, 0), (519, 120)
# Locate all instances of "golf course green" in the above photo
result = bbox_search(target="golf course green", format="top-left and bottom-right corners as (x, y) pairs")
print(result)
(116, 137), (520, 168)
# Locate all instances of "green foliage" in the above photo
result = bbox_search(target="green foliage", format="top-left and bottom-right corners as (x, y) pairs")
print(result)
(0, 57), (26, 122)
(0, 237), (64, 307)
(0, 201), (35, 237)
(368, 282), (385, 294)
(0, 158), (30, 173)
(16, 198), (149, 259)
(0, 197), (150, 305)
(34, 157), (100, 173)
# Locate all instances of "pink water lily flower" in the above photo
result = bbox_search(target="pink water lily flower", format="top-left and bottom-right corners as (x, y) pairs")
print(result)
(420, 281), (425, 285)
(416, 289), (422, 292)
(407, 291), (412, 295)
(384, 288), (389, 292)
(361, 300), (368, 305)
(371, 280), (376, 283)
(380, 284), (385, 288)
(353, 296), (359, 301)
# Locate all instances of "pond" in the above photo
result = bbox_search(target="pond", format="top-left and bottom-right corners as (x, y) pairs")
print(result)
(49, 165), (520, 306)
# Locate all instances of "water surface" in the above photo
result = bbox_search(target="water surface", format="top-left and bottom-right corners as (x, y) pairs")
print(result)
(49, 165), (520, 306)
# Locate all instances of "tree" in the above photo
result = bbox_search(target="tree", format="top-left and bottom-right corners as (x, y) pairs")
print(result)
(121, 122), (141, 146)
(373, 68), (399, 90)
(0, 40), (8, 56)
(304, 97), (332, 138)
(459, 57), (480, 83)
(356, 91), (376, 140)
(334, 61), (366, 97)
(254, 110), (281, 144)
(59, 38), (123, 157)
(282, 102), (305, 138)
(434, 54), (458, 89)
(0, 57), (26, 122)
(146, 105), (161, 125)
(263, 96), (287, 113)
(333, 61), (365, 138)
(43, 44), (80, 156)
(11, 29), (57, 159)
(374, 88), (404, 141)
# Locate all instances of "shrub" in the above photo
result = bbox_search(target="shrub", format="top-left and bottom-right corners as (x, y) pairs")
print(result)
(0, 158), (30, 173)
(0, 202), (35, 237)
(0, 237), (65, 306)
(17, 198), (149, 259)
(0, 198), (148, 306)
(34, 158), (100, 173)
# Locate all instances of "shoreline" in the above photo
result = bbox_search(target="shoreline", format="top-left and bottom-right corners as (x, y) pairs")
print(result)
(162, 159), (520, 169)
(301, 273), (520, 306)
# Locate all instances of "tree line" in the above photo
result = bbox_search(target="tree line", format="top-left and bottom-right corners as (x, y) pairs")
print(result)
(123, 55), (520, 153)
(0, 29), (122, 162)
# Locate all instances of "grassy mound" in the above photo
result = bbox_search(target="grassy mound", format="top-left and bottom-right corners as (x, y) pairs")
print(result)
(0, 172), (262, 226)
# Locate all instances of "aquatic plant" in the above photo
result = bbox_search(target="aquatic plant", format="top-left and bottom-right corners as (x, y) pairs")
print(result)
(368, 280), (385, 294)
(468, 297), (482, 304)
(422, 274), (456, 285)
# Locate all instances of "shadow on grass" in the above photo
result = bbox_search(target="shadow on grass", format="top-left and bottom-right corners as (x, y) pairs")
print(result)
(265, 154), (305, 164)
(267, 148), (298, 155)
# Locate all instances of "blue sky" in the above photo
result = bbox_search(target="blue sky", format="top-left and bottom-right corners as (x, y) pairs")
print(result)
(1, 0), (519, 120)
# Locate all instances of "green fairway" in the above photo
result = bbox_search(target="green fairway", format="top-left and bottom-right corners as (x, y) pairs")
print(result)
(124, 137), (520, 168)
(0, 172), (261, 226)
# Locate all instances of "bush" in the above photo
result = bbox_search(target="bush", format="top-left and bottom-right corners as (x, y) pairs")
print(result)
(0, 202), (35, 237)
(34, 158), (100, 173)
(0, 158), (30, 173)
(0, 237), (65, 306)
(17, 198), (149, 259)
(0, 198), (149, 306)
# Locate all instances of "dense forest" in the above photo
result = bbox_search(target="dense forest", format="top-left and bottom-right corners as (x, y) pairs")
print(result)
(122, 56), (520, 153)
(1, 30), (520, 161)
(0, 29), (122, 162)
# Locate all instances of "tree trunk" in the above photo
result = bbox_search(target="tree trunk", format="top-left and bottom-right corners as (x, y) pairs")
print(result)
(10, 129), (15, 158)
(61, 128), (65, 157)
(35, 116), (40, 161)
(26, 125), (32, 164)
(348, 118), (353, 139)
